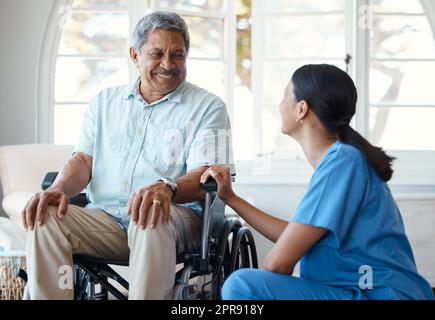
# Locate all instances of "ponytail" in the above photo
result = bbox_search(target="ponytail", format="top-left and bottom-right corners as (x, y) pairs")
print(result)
(339, 125), (395, 182)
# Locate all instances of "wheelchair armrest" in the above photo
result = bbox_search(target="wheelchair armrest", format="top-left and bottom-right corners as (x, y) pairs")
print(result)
(41, 171), (89, 207)
(200, 173), (236, 193)
(201, 177), (217, 193)
(70, 193), (89, 207)
(41, 172), (59, 190)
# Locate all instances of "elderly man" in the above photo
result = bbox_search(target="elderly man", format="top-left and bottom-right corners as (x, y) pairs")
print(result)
(22, 11), (233, 300)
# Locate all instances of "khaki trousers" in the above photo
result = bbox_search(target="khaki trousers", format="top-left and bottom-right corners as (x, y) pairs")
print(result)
(25, 204), (201, 300)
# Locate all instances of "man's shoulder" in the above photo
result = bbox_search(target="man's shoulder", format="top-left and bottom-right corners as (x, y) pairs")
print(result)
(183, 82), (225, 107)
(92, 84), (131, 102)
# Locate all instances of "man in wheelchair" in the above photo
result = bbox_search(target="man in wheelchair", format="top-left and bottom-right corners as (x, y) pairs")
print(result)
(21, 11), (256, 300)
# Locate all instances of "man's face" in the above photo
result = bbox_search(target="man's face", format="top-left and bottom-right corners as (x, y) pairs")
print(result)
(131, 29), (187, 98)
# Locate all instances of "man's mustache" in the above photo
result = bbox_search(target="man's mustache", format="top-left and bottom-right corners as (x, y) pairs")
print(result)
(154, 68), (180, 76)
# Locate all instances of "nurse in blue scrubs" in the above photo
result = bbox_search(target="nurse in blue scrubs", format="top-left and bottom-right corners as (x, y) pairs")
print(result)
(200, 64), (435, 300)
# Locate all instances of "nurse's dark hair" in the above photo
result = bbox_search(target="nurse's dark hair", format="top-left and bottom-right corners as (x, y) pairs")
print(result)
(291, 64), (395, 182)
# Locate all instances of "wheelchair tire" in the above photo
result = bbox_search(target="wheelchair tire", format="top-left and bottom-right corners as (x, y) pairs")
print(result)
(229, 226), (258, 272)
(73, 266), (89, 300)
(210, 218), (242, 300)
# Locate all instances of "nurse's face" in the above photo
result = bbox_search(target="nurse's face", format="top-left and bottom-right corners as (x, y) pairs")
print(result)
(279, 81), (300, 136)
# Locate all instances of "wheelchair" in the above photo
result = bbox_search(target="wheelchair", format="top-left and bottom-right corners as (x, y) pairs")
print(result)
(38, 172), (258, 300)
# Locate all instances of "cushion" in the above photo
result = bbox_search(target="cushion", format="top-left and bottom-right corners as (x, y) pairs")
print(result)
(0, 217), (26, 252)
(2, 191), (34, 226)
(0, 144), (73, 195)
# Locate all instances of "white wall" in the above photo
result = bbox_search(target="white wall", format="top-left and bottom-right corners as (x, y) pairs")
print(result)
(231, 184), (305, 267)
(0, 0), (55, 216)
(0, 0), (55, 146)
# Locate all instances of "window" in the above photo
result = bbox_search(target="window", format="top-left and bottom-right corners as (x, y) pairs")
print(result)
(365, 0), (435, 185)
(238, 0), (435, 184)
(251, 0), (348, 158)
(54, 0), (130, 144)
(369, 0), (435, 150)
(53, 0), (233, 145)
(48, 0), (435, 184)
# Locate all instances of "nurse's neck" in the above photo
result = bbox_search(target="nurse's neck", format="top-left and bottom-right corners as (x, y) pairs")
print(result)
(295, 120), (338, 170)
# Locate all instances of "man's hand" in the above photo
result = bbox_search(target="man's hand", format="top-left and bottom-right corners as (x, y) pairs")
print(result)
(21, 190), (69, 231)
(127, 181), (173, 229)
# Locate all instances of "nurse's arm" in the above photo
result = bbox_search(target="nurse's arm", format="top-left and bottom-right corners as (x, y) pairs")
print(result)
(263, 222), (328, 274)
(223, 195), (289, 242)
(201, 166), (289, 242)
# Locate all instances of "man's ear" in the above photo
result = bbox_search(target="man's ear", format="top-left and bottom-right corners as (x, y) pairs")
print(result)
(129, 47), (139, 68)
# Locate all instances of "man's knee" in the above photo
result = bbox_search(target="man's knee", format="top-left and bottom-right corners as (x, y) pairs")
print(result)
(45, 205), (59, 218)
(128, 218), (175, 247)
(40, 205), (67, 226)
(27, 205), (66, 249)
(31, 205), (67, 235)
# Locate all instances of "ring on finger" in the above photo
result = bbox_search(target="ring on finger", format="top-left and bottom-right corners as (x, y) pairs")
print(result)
(153, 199), (161, 206)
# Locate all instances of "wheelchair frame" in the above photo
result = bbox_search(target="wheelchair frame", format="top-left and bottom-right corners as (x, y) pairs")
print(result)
(40, 172), (258, 300)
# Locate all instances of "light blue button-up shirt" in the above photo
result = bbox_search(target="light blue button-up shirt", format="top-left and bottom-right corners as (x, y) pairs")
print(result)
(73, 78), (234, 231)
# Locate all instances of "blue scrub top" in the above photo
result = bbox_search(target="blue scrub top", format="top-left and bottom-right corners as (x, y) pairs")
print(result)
(290, 141), (434, 300)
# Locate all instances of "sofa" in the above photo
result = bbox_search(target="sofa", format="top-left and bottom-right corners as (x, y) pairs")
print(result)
(0, 144), (73, 226)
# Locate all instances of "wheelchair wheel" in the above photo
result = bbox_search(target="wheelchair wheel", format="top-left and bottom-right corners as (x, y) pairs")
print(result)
(209, 218), (243, 300)
(73, 265), (89, 300)
(229, 226), (258, 272)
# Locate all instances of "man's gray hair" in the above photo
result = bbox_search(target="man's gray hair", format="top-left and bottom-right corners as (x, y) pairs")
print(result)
(132, 11), (190, 53)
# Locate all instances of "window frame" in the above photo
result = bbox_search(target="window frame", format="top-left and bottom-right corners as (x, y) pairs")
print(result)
(236, 0), (435, 186)
(364, 0), (435, 186)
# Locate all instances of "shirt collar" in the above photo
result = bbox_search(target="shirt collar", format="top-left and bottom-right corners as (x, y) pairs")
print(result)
(125, 77), (186, 105)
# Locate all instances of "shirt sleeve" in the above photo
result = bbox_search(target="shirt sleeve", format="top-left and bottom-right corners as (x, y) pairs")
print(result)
(73, 96), (97, 157)
(290, 150), (368, 248)
(186, 103), (235, 174)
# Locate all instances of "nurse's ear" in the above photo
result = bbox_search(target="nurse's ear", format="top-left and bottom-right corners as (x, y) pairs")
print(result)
(296, 100), (309, 123)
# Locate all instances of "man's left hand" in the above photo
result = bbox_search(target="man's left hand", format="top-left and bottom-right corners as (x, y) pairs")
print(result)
(127, 181), (173, 229)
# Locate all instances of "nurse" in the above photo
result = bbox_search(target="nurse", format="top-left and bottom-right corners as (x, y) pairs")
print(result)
(200, 64), (435, 300)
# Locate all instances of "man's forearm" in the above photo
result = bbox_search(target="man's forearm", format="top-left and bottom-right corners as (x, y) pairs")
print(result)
(173, 166), (207, 203)
(48, 152), (92, 198)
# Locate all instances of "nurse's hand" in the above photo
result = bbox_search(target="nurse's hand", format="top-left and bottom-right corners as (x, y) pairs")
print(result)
(200, 166), (236, 203)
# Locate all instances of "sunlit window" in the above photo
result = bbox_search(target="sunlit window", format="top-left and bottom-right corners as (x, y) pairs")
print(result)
(54, 0), (228, 145)
(250, 0), (347, 159)
(52, 0), (435, 180)
(55, 0), (129, 144)
(369, 0), (435, 150)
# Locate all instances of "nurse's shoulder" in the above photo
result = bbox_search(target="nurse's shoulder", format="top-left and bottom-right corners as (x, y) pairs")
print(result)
(322, 141), (370, 177)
